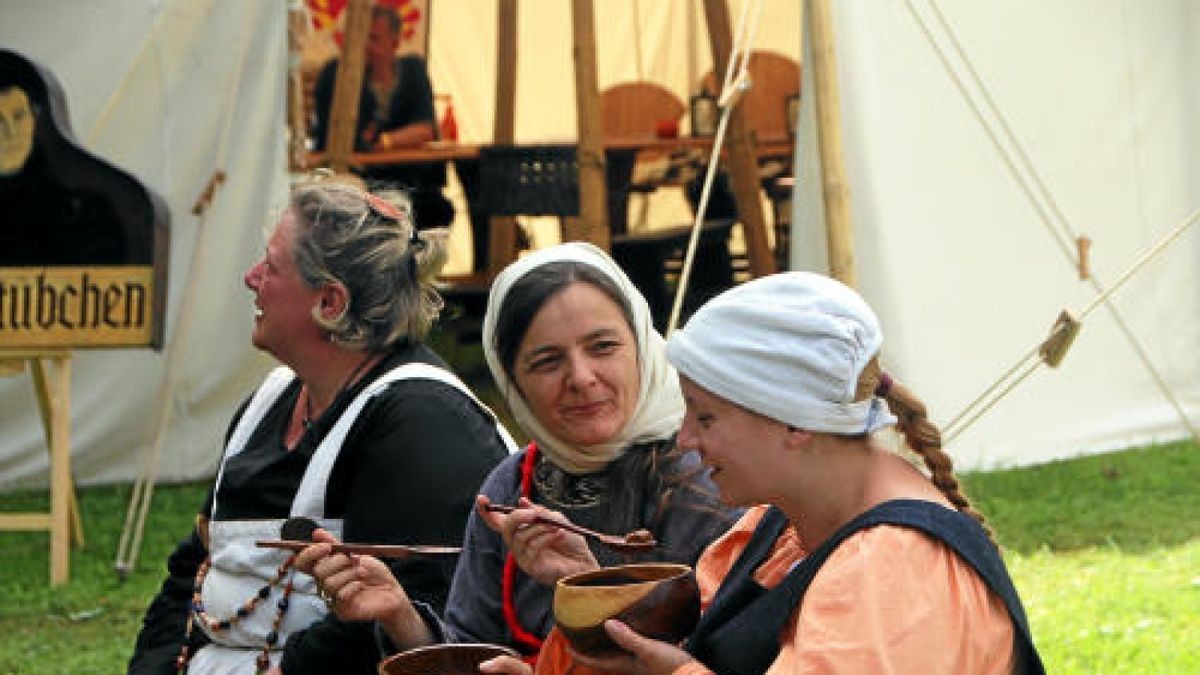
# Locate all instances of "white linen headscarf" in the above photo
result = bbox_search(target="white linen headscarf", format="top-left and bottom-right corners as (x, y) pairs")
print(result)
(666, 272), (896, 434)
(481, 242), (685, 475)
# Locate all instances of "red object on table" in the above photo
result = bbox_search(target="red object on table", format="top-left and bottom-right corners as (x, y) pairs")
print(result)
(655, 118), (679, 139)
(441, 100), (459, 141)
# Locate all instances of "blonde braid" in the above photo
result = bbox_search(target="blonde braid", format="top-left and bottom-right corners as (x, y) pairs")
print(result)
(857, 359), (995, 544)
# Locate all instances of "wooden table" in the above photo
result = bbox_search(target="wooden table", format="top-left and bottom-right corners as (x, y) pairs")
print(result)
(306, 134), (794, 167)
(305, 135), (795, 272)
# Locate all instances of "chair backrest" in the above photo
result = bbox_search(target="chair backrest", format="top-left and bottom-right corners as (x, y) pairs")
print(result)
(701, 50), (800, 139)
(600, 82), (685, 137)
(477, 144), (580, 217)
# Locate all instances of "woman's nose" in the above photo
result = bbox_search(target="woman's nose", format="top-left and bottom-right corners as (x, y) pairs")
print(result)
(564, 354), (597, 389)
(244, 262), (261, 290)
(676, 418), (699, 450)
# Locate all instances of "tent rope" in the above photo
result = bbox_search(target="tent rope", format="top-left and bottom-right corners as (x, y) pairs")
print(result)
(666, 0), (767, 335)
(904, 0), (1199, 445)
(113, 13), (260, 578)
(945, 207), (1200, 443)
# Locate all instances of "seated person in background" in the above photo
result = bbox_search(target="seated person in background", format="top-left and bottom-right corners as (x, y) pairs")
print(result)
(293, 242), (741, 664)
(311, 5), (453, 230)
(528, 272), (1045, 675)
(128, 182), (514, 674)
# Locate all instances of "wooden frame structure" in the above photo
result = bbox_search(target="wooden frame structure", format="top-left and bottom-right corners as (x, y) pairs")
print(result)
(313, 0), (781, 277)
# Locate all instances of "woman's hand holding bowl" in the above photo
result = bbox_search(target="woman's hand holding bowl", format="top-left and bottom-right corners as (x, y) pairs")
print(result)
(571, 619), (697, 675)
(476, 495), (599, 586)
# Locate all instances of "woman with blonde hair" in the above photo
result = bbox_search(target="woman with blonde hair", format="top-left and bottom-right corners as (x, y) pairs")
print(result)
(129, 182), (513, 675)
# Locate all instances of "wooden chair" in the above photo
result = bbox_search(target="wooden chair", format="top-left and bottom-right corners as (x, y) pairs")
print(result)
(600, 82), (685, 137)
(700, 50), (800, 141)
(600, 82), (686, 234)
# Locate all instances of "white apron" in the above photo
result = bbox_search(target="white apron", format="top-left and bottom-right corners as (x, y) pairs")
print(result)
(188, 363), (517, 673)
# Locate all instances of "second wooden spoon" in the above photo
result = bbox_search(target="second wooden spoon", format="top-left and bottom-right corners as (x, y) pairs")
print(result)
(483, 503), (656, 553)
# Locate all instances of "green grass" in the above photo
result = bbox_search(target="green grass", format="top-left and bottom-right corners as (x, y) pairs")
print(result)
(0, 482), (209, 674)
(961, 439), (1200, 673)
(1, 440), (1197, 673)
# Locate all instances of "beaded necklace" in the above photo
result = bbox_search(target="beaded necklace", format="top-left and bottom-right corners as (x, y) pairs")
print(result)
(175, 553), (297, 674)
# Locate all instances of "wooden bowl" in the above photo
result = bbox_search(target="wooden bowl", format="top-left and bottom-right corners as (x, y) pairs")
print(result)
(553, 562), (700, 658)
(377, 643), (519, 675)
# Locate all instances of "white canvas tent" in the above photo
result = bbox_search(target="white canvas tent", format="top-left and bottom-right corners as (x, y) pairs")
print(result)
(0, 0), (1195, 493)
(793, 0), (1199, 468)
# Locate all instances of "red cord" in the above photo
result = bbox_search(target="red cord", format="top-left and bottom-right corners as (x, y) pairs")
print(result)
(501, 442), (544, 660)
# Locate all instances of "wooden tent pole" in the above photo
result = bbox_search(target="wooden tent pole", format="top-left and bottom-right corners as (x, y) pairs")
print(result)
(806, 0), (855, 285)
(287, 4), (309, 171)
(487, 0), (520, 274)
(701, 0), (775, 277)
(570, 0), (610, 249)
(325, 0), (373, 173)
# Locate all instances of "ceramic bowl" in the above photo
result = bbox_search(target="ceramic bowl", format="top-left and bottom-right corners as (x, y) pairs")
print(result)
(377, 643), (519, 675)
(553, 562), (700, 658)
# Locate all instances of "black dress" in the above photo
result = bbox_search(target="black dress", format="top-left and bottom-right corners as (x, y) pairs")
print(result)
(128, 342), (511, 675)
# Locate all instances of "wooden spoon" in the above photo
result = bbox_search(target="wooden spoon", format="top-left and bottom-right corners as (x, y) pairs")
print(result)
(256, 517), (460, 559)
(483, 503), (657, 553)
(256, 539), (461, 559)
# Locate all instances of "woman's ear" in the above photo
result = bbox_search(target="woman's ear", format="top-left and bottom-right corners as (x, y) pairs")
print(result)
(317, 281), (349, 322)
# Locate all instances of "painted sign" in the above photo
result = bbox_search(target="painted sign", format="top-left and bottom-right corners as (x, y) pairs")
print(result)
(0, 49), (169, 349)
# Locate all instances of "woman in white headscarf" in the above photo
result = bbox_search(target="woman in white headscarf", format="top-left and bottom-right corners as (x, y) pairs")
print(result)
(294, 243), (738, 664)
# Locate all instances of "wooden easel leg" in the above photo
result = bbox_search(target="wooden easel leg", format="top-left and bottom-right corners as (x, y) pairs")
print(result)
(32, 355), (73, 585)
(30, 355), (83, 550)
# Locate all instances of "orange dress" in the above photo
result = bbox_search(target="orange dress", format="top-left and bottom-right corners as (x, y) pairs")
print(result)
(536, 506), (1016, 675)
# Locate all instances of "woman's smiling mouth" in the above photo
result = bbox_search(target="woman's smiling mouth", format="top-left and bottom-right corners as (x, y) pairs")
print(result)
(562, 401), (609, 417)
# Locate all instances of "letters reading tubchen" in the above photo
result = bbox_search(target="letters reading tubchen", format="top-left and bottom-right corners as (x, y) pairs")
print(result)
(0, 273), (147, 331)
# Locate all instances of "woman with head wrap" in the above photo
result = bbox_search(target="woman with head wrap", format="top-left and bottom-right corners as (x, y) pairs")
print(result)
(128, 182), (514, 675)
(294, 242), (738, 665)
(531, 271), (1046, 675)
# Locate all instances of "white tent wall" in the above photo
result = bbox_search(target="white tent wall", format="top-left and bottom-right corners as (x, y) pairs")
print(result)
(0, 0), (287, 488)
(794, 1), (1199, 469)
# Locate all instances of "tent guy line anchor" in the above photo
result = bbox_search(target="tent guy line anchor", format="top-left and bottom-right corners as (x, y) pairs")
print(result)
(904, 0), (1198, 447)
(944, 208), (1200, 443)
